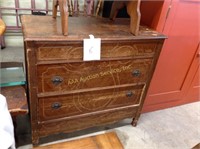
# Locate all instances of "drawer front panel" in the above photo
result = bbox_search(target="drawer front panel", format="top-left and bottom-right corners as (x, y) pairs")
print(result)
(38, 85), (143, 121)
(37, 42), (157, 61)
(38, 106), (137, 136)
(37, 59), (152, 93)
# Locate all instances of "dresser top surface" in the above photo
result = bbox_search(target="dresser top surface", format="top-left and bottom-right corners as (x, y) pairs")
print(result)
(21, 15), (166, 42)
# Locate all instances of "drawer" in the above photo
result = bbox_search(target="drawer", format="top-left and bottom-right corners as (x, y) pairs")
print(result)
(36, 42), (157, 61)
(38, 84), (144, 121)
(37, 59), (153, 93)
(38, 106), (138, 136)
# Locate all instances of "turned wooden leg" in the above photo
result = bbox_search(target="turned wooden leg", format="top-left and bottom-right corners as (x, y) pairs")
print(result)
(67, 0), (73, 16)
(52, 0), (58, 18)
(0, 36), (5, 49)
(52, 0), (69, 36)
(95, 0), (102, 16)
(73, 0), (79, 16)
(58, 0), (68, 35)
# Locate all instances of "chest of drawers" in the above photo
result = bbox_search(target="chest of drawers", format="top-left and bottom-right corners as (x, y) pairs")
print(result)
(21, 15), (165, 145)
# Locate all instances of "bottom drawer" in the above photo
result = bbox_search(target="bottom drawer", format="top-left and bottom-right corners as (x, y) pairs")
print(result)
(39, 84), (144, 121)
(38, 106), (138, 137)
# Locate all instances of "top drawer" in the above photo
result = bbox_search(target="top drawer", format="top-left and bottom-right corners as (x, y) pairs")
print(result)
(37, 58), (153, 93)
(36, 42), (158, 61)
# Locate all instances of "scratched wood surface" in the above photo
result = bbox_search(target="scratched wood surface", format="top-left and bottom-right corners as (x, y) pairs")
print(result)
(0, 86), (28, 116)
(0, 62), (28, 116)
(21, 15), (165, 41)
(21, 15), (165, 145)
(38, 84), (143, 121)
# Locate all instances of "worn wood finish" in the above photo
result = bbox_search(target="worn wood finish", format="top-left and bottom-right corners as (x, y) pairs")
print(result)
(38, 106), (137, 137)
(0, 86), (28, 116)
(21, 15), (165, 145)
(34, 132), (124, 149)
(0, 62), (28, 116)
(38, 84), (144, 121)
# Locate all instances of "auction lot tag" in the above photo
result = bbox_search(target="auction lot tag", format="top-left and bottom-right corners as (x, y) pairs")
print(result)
(83, 35), (101, 61)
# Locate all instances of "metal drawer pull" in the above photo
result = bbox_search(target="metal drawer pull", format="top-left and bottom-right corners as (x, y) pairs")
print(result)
(51, 102), (62, 109)
(126, 91), (134, 98)
(52, 76), (63, 85)
(132, 70), (141, 77)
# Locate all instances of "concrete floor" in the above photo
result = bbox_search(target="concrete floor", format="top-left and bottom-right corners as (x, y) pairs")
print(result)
(1, 47), (200, 149)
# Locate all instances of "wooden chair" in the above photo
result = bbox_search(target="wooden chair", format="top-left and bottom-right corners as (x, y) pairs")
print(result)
(52, 0), (141, 36)
(95, 0), (103, 16)
(53, 0), (69, 35)
(0, 62), (28, 116)
(84, 0), (94, 16)
(110, 1), (141, 35)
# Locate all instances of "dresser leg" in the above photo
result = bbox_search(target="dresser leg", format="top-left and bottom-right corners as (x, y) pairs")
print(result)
(131, 118), (138, 127)
(32, 135), (39, 146)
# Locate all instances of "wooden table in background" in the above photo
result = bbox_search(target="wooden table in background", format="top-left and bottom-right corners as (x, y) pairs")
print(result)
(1, 85), (28, 116)
(34, 132), (124, 149)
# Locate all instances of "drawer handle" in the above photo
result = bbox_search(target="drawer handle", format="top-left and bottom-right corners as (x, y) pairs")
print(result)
(52, 76), (63, 85)
(132, 70), (141, 77)
(51, 102), (62, 109)
(126, 91), (134, 98)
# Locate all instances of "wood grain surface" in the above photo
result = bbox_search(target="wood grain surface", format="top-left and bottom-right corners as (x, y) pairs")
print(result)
(0, 86), (28, 116)
(21, 15), (165, 145)
(34, 132), (124, 149)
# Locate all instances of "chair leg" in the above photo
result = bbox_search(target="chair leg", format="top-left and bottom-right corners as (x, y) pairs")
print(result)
(0, 36), (6, 49)
(52, 0), (59, 18)
(58, 0), (68, 35)
(52, 0), (69, 36)
(127, 0), (141, 36)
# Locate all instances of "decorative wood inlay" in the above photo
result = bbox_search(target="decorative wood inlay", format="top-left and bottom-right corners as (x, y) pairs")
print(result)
(37, 59), (152, 93)
(38, 107), (137, 136)
(38, 84), (143, 121)
(21, 14), (165, 145)
(37, 43), (157, 61)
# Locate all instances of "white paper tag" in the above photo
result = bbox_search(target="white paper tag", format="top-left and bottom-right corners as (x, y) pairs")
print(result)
(83, 35), (101, 61)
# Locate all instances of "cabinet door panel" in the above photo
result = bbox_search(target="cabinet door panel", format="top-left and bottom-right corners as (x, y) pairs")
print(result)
(186, 66), (200, 100)
(143, 0), (200, 112)
(184, 43), (200, 101)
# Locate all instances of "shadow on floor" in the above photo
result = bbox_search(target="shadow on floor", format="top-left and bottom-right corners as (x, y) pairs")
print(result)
(15, 114), (133, 147)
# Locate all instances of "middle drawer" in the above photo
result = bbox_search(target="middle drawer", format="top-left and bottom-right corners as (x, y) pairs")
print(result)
(38, 84), (144, 121)
(37, 58), (153, 93)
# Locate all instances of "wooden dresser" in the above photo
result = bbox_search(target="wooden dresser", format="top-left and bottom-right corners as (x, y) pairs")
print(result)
(21, 15), (165, 145)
